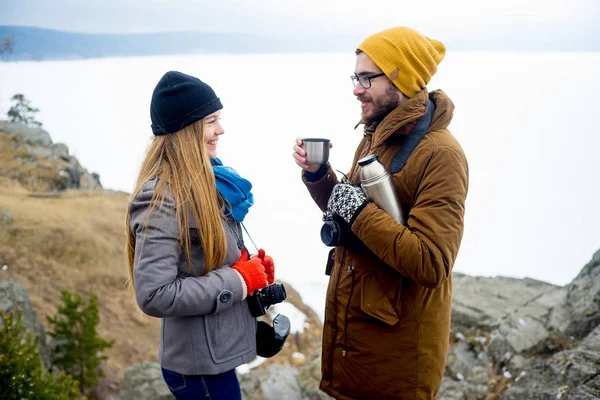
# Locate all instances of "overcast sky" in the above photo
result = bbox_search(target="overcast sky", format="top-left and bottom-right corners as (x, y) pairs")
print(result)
(1, 0), (599, 49)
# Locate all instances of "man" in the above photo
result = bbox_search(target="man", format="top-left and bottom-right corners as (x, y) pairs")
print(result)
(293, 27), (468, 399)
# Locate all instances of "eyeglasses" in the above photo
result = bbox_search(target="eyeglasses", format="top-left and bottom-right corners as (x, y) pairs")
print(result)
(351, 72), (386, 89)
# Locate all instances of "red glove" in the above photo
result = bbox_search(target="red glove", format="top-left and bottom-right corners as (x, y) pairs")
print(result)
(232, 249), (267, 294)
(252, 249), (275, 284)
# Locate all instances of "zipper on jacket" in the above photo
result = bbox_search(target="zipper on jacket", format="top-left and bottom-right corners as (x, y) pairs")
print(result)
(342, 265), (355, 357)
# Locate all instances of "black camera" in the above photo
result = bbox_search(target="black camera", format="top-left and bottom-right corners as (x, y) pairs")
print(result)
(320, 212), (346, 246)
(256, 314), (290, 358)
(247, 283), (290, 358)
(247, 283), (287, 317)
(320, 212), (361, 248)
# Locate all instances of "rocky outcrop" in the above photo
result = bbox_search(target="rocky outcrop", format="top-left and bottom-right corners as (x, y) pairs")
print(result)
(451, 274), (564, 331)
(116, 359), (334, 400)
(118, 362), (173, 400)
(0, 279), (51, 368)
(109, 247), (600, 400)
(113, 281), (328, 400)
(4, 243), (598, 399)
(501, 324), (600, 399)
(0, 120), (102, 191)
(442, 250), (600, 399)
(548, 249), (600, 339)
(0, 120), (54, 147)
(238, 353), (334, 400)
(236, 250), (600, 400)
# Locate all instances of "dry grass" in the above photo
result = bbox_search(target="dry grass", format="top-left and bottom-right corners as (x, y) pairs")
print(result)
(0, 178), (323, 385)
(0, 180), (161, 382)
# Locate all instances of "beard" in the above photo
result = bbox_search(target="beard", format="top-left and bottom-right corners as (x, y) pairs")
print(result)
(360, 85), (402, 126)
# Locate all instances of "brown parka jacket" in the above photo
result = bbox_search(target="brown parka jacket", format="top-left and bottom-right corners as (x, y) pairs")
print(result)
(302, 89), (468, 400)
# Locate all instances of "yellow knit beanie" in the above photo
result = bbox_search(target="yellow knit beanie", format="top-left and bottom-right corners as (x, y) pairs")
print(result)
(357, 27), (445, 98)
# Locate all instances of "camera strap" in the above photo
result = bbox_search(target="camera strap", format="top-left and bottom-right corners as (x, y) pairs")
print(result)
(240, 222), (259, 254)
(390, 99), (436, 174)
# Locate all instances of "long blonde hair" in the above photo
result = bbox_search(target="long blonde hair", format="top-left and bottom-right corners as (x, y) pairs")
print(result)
(125, 119), (226, 291)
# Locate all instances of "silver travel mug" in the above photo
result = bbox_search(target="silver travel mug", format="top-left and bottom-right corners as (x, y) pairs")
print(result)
(358, 154), (404, 225)
(301, 138), (330, 164)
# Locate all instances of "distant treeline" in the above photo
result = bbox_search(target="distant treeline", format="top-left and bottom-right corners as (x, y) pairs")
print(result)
(1, 24), (599, 62)
(0, 25), (354, 61)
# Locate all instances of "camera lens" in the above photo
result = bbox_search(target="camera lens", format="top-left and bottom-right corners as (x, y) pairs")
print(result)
(321, 220), (342, 246)
(262, 284), (287, 304)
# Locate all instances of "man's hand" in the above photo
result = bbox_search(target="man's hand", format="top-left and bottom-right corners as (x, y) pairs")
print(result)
(327, 183), (369, 225)
(293, 137), (333, 173)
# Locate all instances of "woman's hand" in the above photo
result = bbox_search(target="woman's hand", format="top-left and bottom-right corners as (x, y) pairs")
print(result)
(232, 249), (268, 295)
(252, 249), (275, 284)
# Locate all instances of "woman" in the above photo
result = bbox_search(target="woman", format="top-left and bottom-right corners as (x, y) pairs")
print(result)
(126, 71), (275, 399)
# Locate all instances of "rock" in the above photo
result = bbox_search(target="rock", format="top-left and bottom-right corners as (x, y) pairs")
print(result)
(572, 375), (600, 398)
(297, 353), (334, 400)
(24, 143), (54, 158)
(0, 280), (51, 368)
(239, 364), (307, 400)
(500, 324), (600, 399)
(503, 316), (549, 354)
(501, 384), (563, 400)
(55, 170), (72, 190)
(53, 143), (69, 160)
(565, 324), (600, 387)
(0, 207), (13, 225)
(0, 120), (53, 146)
(549, 249), (600, 339)
(66, 157), (102, 190)
(445, 341), (480, 381)
(239, 367), (270, 400)
(118, 362), (173, 400)
(506, 354), (527, 373)
(439, 378), (488, 400)
(487, 330), (515, 364)
(0, 120), (103, 192)
(487, 316), (550, 363)
(260, 365), (302, 400)
(452, 273), (561, 331)
(86, 376), (120, 400)
(469, 366), (490, 386)
(238, 352), (333, 400)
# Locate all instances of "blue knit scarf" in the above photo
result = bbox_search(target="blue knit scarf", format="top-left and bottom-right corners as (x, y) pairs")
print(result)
(211, 158), (254, 222)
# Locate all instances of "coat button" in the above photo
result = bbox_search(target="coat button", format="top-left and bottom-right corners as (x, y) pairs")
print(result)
(220, 292), (231, 303)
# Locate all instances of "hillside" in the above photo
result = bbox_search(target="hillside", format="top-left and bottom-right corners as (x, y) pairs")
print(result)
(0, 121), (170, 379)
(0, 181), (153, 379)
(0, 121), (322, 388)
(1, 120), (598, 399)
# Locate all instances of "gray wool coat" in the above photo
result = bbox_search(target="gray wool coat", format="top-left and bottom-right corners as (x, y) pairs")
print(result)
(128, 176), (257, 375)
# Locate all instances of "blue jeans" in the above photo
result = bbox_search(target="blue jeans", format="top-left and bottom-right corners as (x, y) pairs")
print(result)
(161, 368), (242, 400)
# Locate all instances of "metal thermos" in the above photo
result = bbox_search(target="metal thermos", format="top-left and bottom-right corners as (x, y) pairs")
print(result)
(358, 154), (404, 225)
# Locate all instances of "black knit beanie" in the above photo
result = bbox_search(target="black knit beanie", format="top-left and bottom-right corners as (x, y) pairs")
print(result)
(150, 71), (223, 135)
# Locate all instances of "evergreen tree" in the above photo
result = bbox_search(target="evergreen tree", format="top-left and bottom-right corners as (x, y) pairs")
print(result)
(0, 34), (15, 54)
(47, 290), (114, 394)
(0, 308), (80, 400)
(7, 93), (42, 127)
